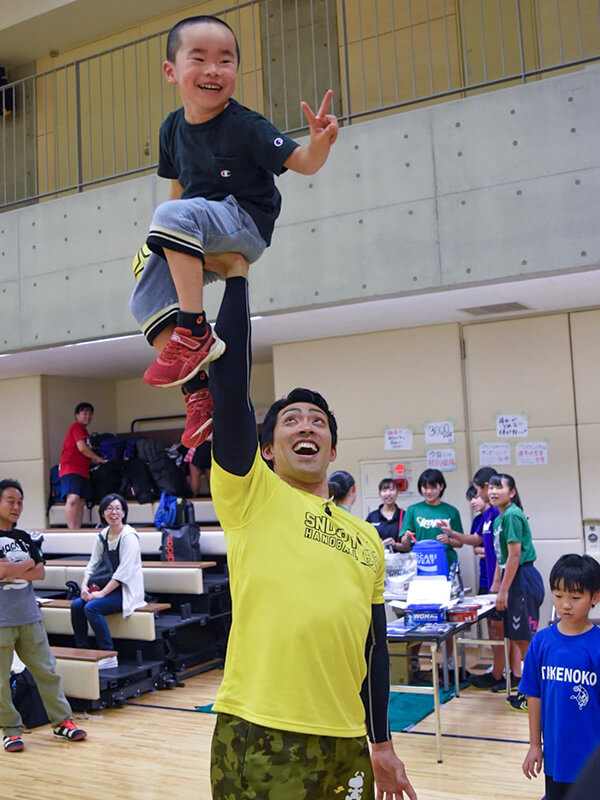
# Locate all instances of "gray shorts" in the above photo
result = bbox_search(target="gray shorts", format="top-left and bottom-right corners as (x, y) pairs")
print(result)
(130, 195), (266, 343)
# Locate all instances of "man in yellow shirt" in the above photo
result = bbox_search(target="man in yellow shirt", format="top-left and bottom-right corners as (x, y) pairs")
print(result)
(209, 271), (417, 799)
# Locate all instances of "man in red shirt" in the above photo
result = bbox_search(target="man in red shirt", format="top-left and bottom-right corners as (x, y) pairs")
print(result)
(58, 403), (105, 529)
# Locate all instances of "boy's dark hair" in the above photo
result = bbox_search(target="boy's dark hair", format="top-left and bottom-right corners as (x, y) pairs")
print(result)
(166, 16), (241, 64)
(328, 471), (355, 503)
(417, 468), (447, 497)
(98, 493), (128, 525)
(550, 554), (600, 596)
(0, 479), (24, 500)
(466, 484), (478, 500)
(75, 402), (94, 415)
(260, 388), (338, 456)
(472, 467), (497, 488)
(489, 473), (523, 510)
(378, 478), (397, 493)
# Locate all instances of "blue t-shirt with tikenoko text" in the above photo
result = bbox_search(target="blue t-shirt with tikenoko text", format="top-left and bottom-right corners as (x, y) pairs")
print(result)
(158, 99), (299, 245)
(0, 529), (44, 627)
(520, 624), (600, 783)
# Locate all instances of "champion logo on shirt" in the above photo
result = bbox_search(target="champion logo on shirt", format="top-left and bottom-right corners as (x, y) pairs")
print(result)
(220, 169), (232, 177)
(273, 137), (283, 147)
(571, 685), (589, 710)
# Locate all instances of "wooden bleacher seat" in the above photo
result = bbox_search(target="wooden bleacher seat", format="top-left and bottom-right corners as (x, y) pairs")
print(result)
(42, 600), (171, 642)
(36, 561), (216, 594)
(51, 646), (118, 700)
(40, 528), (226, 557)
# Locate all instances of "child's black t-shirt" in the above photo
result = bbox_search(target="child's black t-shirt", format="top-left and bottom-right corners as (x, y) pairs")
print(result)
(158, 99), (299, 245)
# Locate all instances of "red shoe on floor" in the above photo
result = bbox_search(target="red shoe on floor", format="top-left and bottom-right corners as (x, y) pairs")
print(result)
(181, 389), (213, 449)
(144, 326), (226, 389)
(3, 735), (24, 752)
(53, 719), (87, 741)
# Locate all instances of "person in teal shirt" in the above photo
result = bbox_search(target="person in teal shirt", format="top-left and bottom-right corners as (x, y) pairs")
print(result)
(399, 468), (463, 568)
(488, 473), (544, 715)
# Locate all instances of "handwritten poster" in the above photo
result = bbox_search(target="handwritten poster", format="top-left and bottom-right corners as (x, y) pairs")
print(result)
(426, 448), (457, 472)
(496, 414), (528, 438)
(384, 428), (413, 451)
(425, 421), (455, 445)
(479, 442), (511, 466)
(516, 442), (548, 466)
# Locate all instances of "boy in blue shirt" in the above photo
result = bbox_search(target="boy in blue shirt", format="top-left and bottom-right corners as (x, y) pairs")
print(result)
(521, 554), (600, 800)
(130, 15), (338, 450)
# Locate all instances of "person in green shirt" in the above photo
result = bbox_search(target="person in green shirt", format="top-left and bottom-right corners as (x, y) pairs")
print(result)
(399, 468), (463, 568)
(488, 473), (545, 714)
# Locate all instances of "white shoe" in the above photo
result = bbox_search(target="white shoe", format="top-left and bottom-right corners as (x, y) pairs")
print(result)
(97, 655), (119, 670)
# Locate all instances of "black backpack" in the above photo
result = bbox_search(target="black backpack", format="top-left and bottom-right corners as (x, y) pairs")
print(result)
(120, 458), (158, 504)
(147, 451), (190, 498)
(89, 461), (123, 506)
(10, 669), (50, 728)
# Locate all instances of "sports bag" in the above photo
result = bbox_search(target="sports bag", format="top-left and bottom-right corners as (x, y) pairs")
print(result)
(10, 668), (50, 728)
(154, 492), (178, 529)
(160, 523), (201, 562)
(89, 461), (122, 506)
(147, 451), (190, 498)
(120, 458), (158, 504)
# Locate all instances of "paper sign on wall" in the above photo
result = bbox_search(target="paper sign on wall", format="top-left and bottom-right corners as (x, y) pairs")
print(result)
(426, 448), (457, 471)
(425, 421), (455, 445)
(496, 414), (528, 438)
(516, 442), (548, 466)
(384, 428), (413, 451)
(479, 442), (511, 466)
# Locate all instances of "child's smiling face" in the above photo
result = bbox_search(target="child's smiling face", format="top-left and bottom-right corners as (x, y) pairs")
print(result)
(420, 482), (443, 505)
(164, 21), (238, 121)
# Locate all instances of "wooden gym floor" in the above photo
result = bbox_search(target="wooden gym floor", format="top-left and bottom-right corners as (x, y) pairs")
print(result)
(4, 665), (543, 799)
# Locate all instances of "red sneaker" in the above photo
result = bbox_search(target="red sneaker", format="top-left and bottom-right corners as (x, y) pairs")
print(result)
(143, 326), (225, 389)
(181, 389), (214, 449)
(53, 718), (87, 741)
(3, 735), (24, 752)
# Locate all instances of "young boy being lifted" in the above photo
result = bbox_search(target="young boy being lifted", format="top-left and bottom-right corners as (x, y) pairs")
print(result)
(130, 15), (338, 449)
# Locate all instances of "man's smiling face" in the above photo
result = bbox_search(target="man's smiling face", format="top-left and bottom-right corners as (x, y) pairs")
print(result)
(262, 402), (337, 492)
(164, 21), (238, 121)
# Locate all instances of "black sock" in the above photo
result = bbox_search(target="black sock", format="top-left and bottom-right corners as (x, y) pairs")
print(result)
(177, 310), (207, 337)
(183, 370), (209, 394)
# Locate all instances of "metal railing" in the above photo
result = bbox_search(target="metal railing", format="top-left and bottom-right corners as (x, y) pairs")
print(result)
(1, 0), (599, 210)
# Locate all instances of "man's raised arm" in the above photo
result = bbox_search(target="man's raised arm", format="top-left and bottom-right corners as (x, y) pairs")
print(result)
(210, 276), (258, 476)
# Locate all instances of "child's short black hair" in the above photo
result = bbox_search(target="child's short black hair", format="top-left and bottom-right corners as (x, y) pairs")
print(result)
(378, 478), (397, 493)
(417, 468), (446, 497)
(75, 402), (94, 415)
(98, 493), (129, 525)
(166, 15), (241, 64)
(260, 388), (338, 452)
(0, 479), (23, 500)
(550, 554), (600, 596)
(488, 473), (523, 509)
(466, 484), (478, 500)
(472, 467), (497, 487)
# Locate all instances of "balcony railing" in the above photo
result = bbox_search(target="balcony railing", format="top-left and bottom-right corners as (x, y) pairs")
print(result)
(1, 0), (599, 210)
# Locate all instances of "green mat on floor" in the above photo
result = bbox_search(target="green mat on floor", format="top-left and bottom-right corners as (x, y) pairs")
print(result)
(195, 685), (460, 732)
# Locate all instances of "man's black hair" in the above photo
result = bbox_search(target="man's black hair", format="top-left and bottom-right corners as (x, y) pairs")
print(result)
(75, 402), (94, 415)
(417, 468), (447, 497)
(0, 479), (23, 500)
(550, 554), (600, 596)
(166, 15), (241, 64)
(260, 388), (338, 454)
(472, 466), (497, 487)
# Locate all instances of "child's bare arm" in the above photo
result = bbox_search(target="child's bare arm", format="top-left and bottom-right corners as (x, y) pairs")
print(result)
(284, 90), (338, 175)
(522, 696), (543, 779)
(496, 541), (522, 610)
(168, 179), (184, 200)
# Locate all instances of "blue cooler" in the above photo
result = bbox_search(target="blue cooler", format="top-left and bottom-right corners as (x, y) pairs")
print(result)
(413, 540), (448, 578)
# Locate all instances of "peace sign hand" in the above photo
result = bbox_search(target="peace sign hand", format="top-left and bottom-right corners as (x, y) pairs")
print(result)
(301, 89), (338, 148)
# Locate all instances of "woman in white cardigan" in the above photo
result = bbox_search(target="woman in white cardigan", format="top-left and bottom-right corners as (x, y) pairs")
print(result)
(70, 494), (145, 668)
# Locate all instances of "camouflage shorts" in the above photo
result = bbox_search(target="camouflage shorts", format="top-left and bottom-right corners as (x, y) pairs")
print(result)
(210, 712), (375, 800)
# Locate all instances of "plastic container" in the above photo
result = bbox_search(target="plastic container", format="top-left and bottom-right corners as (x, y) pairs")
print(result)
(447, 604), (481, 623)
(413, 540), (449, 578)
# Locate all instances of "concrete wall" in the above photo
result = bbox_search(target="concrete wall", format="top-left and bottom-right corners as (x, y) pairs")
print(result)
(1, 65), (599, 353)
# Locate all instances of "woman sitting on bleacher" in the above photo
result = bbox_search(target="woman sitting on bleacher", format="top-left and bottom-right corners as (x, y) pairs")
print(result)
(70, 494), (145, 669)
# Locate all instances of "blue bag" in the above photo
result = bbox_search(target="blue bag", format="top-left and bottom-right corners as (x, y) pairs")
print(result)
(154, 491), (178, 529)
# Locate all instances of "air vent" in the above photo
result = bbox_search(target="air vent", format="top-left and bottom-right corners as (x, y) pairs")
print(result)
(459, 302), (530, 317)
